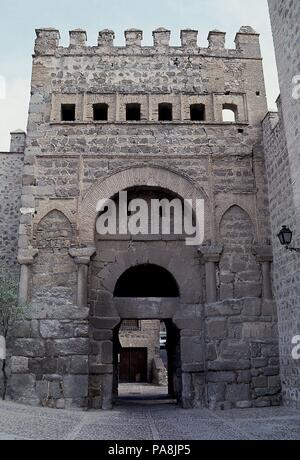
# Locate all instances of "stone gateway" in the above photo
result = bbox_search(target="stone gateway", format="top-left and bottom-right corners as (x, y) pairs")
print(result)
(0, 26), (281, 410)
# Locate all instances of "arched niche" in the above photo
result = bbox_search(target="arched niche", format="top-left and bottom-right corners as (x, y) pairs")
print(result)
(219, 205), (261, 300)
(32, 210), (76, 299)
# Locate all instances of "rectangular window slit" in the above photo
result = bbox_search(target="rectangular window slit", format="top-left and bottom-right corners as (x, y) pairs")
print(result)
(126, 103), (141, 121)
(61, 104), (76, 122)
(93, 103), (108, 121)
(190, 104), (205, 121)
(158, 103), (173, 121)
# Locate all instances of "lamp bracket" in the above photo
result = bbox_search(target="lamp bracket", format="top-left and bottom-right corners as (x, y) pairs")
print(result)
(285, 246), (300, 253)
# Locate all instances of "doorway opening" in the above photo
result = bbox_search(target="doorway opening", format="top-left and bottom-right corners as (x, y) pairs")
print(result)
(112, 263), (181, 405)
(114, 319), (181, 405)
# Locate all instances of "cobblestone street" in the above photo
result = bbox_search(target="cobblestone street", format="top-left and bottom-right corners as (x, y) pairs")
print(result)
(0, 384), (299, 440)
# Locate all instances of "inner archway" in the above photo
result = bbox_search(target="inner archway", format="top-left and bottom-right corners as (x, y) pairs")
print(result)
(114, 264), (180, 298)
(112, 264), (181, 406)
(87, 173), (204, 410)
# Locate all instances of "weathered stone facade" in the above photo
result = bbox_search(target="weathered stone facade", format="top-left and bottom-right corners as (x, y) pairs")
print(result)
(263, 0), (300, 409)
(0, 132), (25, 274)
(0, 25), (282, 410)
(263, 99), (299, 408)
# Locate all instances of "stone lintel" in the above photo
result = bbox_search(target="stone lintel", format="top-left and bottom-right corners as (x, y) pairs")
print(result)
(173, 317), (202, 331)
(90, 317), (121, 330)
(198, 244), (224, 263)
(114, 297), (178, 319)
(252, 245), (273, 263)
(89, 364), (113, 375)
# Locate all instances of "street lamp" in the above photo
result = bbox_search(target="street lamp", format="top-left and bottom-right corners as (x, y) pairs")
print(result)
(277, 226), (300, 253)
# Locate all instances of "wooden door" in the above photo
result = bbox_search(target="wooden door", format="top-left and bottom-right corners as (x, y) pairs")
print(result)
(119, 348), (147, 383)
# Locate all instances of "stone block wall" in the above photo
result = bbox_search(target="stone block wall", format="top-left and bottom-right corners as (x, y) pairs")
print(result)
(268, 0), (300, 223)
(219, 205), (261, 300)
(263, 100), (300, 408)
(205, 298), (280, 409)
(8, 317), (89, 408)
(265, 0), (300, 409)
(0, 152), (24, 274)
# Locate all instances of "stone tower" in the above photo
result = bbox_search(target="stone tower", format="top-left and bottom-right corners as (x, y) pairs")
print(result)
(5, 26), (280, 410)
(263, 0), (300, 409)
(0, 131), (25, 273)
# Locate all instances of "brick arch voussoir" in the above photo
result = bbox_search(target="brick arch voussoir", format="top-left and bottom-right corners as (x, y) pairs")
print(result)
(79, 165), (210, 243)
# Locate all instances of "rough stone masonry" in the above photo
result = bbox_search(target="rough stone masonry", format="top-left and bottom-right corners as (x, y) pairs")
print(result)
(263, 0), (300, 409)
(0, 25), (281, 410)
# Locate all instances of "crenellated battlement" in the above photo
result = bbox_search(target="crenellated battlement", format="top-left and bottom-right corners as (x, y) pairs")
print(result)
(34, 26), (261, 58)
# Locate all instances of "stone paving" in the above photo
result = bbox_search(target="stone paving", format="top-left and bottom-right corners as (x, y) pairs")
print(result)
(0, 384), (299, 440)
